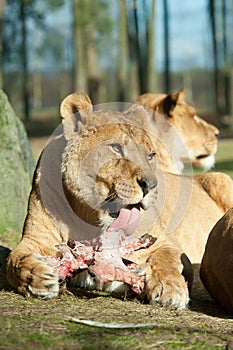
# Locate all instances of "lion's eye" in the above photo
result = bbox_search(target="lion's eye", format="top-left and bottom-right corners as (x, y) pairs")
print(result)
(148, 152), (156, 161)
(110, 143), (124, 156)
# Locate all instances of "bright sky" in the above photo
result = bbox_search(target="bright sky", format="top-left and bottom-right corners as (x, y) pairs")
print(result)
(156, 0), (212, 70)
(31, 0), (230, 73)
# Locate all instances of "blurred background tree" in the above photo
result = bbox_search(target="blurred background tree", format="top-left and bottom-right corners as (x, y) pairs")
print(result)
(1, 0), (233, 134)
(0, 0), (6, 90)
(2, 0), (64, 120)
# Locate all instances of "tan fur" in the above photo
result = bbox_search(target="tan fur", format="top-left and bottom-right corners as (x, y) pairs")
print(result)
(200, 208), (233, 313)
(60, 91), (92, 119)
(135, 90), (219, 173)
(6, 92), (233, 310)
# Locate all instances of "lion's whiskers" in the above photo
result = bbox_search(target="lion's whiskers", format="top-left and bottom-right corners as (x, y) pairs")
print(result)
(93, 192), (117, 211)
(77, 188), (117, 212)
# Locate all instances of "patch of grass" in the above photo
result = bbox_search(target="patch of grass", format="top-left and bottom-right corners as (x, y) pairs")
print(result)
(29, 136), (48, 161)
(192, 139), (233, 177)
(0, 291), (232, 350)
(214, 139), (233, 178)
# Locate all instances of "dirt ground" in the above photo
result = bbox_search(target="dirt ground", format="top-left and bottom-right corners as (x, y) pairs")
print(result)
(0, 282), (232, 350)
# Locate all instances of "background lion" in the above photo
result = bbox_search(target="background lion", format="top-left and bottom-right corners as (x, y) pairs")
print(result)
(135, 89), (219, 173)
(6, 92), (233, 310)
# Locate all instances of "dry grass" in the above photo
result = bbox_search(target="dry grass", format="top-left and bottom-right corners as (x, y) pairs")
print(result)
(0, 288), (232, 350)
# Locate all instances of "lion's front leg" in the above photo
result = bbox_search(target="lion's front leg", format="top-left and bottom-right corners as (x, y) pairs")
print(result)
(6, 242), (59, 298)
(142, 245), (192, 309)
(5, 186), (69, 298)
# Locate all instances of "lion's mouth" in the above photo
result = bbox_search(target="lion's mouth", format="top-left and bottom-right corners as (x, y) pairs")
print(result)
(101, 197), (143, 219)
(196, 154), (209, 160)
(107, 206), (141, 236)
(100, 196), (146, 235)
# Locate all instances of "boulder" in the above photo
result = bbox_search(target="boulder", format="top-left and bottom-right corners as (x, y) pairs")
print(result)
(0, 90), (35, 235)
(200, 208), (233, 313)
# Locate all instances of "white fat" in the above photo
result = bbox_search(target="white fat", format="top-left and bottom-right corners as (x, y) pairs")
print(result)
(104, 281), (130, 294)
(70, 273), (130, 295)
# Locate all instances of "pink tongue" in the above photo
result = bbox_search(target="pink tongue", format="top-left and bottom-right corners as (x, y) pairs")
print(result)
(108, 207), (140, 235)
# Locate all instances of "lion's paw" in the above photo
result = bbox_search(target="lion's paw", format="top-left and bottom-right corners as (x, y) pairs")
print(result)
(145, 267), (189, 309)
(8, 253), (59, 298)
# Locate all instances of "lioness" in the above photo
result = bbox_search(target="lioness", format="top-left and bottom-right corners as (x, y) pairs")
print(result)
(200, 208), (233, 312)
(135, 90), (219, 173)
(6, 93), (233, 310)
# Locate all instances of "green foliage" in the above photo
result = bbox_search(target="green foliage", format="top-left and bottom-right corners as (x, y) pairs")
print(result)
(2, 0), (65, 70)
(73, 0), (114, 55)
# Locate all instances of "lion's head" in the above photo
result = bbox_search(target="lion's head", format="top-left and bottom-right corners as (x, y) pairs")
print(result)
(60, 93), (158, 232)
(135, 89), (219, 172)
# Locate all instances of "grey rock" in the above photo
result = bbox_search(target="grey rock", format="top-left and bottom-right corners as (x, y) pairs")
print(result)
(0, 90), (35, 235)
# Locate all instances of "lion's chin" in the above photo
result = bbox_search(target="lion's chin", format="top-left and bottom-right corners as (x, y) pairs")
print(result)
(195, 154), (215, 170)
(181, 154), (215, 171)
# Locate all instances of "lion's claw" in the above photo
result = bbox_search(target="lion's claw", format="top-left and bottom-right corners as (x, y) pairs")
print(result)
(146, 272), (189, 309)
(13, 253), (60, 298)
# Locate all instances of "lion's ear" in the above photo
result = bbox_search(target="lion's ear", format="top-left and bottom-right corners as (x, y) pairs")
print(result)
(60, 92), (93, 120)
(123, 104), (153, 128)
(156, 89), (184, 118)
(60, 92), (93, 139)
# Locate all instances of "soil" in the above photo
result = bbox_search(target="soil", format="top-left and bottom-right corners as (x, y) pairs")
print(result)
(0, 283), (232, 350)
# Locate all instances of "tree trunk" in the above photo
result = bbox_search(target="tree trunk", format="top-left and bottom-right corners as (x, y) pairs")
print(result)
(163, 0), (170, 93)
(118, 0), (128, 101)
(209, 0), (219, 115)
(32, 28), (42, 110)
(20, 0), (30, 121)
(72, 0), (101, 104)
(0, 0), (6, 90)
(133, 0), (147, 92)
(126, 1), (139, 100)
(72, 0), (88, 93)
(32, 70), (42, 110)
(221, 0), (229, 115)
(147, 0), (156, 92)
(86, 6), (101, 105)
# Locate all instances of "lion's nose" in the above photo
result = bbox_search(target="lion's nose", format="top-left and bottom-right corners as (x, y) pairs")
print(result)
(137, 177), (157, 197)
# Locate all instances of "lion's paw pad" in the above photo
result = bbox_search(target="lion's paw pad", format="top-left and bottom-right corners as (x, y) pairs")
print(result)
(24, 254), (59, 298)
(146, 275), (189, 309)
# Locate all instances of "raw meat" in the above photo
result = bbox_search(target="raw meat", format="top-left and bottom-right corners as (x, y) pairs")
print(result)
(46, 208), (156, 294)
